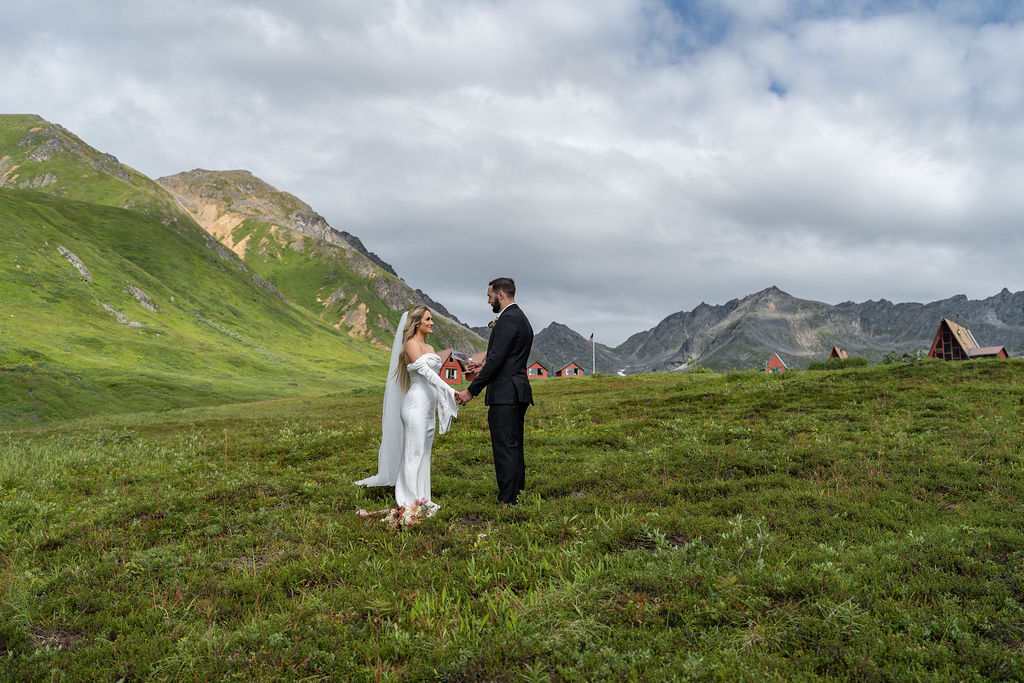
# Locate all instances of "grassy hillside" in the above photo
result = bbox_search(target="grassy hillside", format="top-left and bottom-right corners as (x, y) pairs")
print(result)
(1, 361), (1021, 679)
(0, 188), (384, 427)
(1, 114), (390, 427)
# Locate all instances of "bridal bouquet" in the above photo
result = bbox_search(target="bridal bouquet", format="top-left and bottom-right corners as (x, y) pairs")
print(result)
(357, 497), (433, 532)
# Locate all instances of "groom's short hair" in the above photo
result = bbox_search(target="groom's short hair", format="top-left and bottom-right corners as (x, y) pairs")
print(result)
(489, 277), (516, 298)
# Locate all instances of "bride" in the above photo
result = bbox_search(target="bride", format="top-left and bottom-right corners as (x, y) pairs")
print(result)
(355, 305), (458, 512)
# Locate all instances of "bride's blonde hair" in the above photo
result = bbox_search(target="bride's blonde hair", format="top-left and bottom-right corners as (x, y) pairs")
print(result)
(397, 305), (431, 393)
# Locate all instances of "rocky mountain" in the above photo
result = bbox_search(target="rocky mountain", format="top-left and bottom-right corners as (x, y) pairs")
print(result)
(613, 286), (876, 372)
(539, 286), (1024, 374)
(157, 169), (484, 353)
(834, 288), (1024, 349)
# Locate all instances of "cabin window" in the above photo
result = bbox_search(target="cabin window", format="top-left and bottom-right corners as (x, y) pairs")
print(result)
(445, 368), (458, 380)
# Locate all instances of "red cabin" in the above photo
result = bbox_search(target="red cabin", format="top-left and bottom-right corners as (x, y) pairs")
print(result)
(437, 349), (464, 385)
(555, 362), (584, 377)
(436, 350), (486, 385)
(928, 318), (1008, 360)
(527, 361), (548, 379)
(829, 346), (848, 361)
(765, 353), (787, 374)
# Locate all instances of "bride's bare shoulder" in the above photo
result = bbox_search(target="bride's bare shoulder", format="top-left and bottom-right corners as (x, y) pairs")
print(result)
(404, 339), (423, 363)
(405, 340), (436, 362)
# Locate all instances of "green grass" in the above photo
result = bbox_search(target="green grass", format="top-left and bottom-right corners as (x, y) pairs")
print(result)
(0, 188), (385, 427)
(2, 361), (1023, 679)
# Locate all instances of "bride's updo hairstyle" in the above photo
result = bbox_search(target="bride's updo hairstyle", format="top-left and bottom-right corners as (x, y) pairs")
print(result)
(397, 305), (431, 393)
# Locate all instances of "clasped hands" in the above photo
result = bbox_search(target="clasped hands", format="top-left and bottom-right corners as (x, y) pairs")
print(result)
(455, 359), (482, 405)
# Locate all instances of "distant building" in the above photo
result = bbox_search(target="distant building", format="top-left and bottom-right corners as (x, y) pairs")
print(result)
(765, 353), (788, 374)
(829, 346), (848, 361)
(527, 361), (548, 379)
(437, 350), (464, 385)
(555, 362), (584, 377)
(928, 318), (1008, 361)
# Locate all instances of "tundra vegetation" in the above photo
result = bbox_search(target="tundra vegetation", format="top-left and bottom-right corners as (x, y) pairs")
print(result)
(2, 361), (1022, 680)
(807, 356), (870, 371)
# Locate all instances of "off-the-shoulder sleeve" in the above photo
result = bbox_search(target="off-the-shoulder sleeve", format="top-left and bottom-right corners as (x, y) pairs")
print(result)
(407, 357), (459, 434)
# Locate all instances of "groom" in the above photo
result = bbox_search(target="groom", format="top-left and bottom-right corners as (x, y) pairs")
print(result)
(455, 277), (534, 506)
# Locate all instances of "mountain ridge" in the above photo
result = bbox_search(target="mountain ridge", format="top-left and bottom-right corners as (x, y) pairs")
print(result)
(531, 286), (1024, 373)
(156, 168), (483, 352)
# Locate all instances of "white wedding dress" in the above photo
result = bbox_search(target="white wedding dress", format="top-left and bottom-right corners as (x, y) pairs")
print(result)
(355, 312), (458, 510)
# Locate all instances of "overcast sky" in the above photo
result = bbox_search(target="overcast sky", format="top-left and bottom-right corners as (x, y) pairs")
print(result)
(3, 1), (1023, 344)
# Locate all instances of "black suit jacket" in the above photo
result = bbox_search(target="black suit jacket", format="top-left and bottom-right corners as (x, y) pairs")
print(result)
(467, 303), (534, 405)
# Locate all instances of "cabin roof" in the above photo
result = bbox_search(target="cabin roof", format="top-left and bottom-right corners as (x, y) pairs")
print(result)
(941, 318), (979, 351)
(968, 346), (1006, 357)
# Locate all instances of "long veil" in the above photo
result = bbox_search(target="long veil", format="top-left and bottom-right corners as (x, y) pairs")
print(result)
(354, 311), (407, 487)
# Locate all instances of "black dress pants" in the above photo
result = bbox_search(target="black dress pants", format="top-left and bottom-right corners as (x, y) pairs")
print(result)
(487, 402), (528, 504)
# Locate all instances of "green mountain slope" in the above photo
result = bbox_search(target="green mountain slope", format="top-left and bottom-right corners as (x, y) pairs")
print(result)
(1, 115), (385, 427)
(157, 169), (485, 354)
(0, 114), (182, 221)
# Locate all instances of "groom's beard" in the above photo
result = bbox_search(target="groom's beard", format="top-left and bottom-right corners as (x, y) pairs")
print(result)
(491, 301), (501, 313)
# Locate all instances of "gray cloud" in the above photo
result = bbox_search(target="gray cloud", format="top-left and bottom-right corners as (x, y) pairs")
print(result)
(2, 0), (1023, 344)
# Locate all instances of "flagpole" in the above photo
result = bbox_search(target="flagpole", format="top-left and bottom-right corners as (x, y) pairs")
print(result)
(592, 333), (596, 375)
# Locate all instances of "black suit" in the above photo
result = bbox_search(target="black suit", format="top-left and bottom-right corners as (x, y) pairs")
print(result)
(467, 303), (534, 504)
